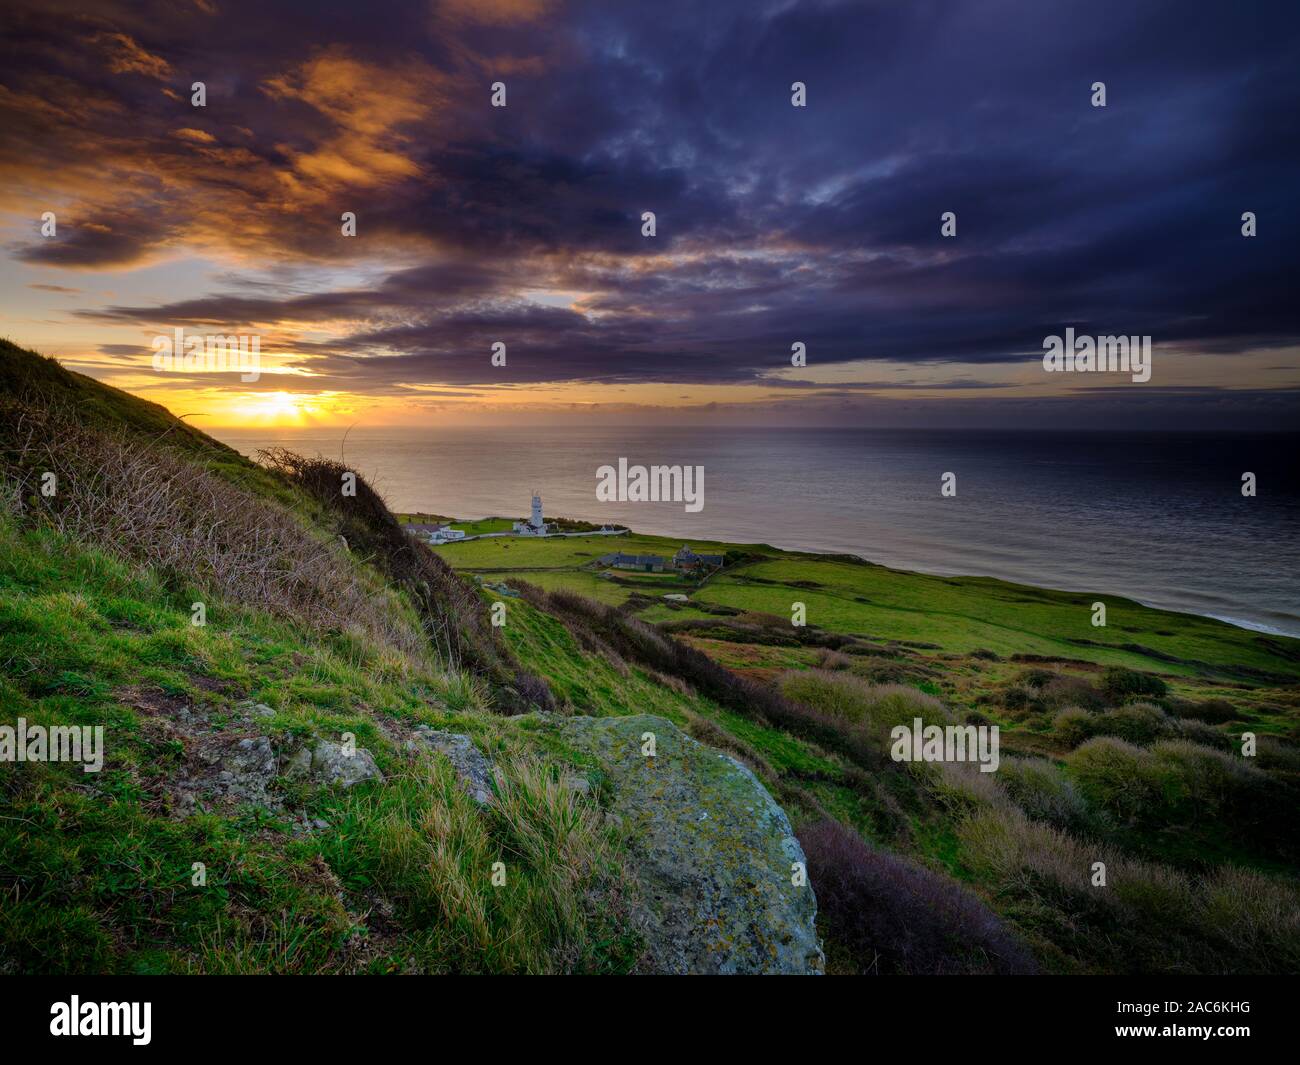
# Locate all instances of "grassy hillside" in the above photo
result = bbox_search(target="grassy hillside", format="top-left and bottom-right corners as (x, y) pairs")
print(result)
(3, 334), (1297, 975)
(0, 340), (634, 973)
(0, 517), (644, 973)
(433, 525), (1300, 973)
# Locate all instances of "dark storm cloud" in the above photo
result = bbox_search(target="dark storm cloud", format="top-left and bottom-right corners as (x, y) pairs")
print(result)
(3, 0), (1298, 398)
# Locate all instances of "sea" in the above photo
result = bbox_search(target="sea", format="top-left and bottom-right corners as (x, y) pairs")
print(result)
(212, 426), (1300, 638)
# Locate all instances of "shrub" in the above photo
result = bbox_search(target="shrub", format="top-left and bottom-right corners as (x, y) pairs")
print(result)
(998, 757), (1089, 828)
(776, 672), (949, 744)
(798, 818), (1038, 974)
(931, 760), (1011, 810)
(1100, 667), (1168, 702)
(1067, 737), (1168, 820)
(648, 669), (693, 696)
(1052, 707), (1094, 748)
(816, 648), (854, 670)
(1171, 718), (1230, 750)
(515, 583), (887, 771)
(0, 397), (425, 661)
(1038, 674), (1107, 711)
(1002, 686), (1030, 711)
(846, 655), (936, 685)
(512, 671), (554, 711)
(1168, 698), (1239, 724)
(1151, 740), (1268, 815)
(260, 448), (553, 714)
(1199, 866), (1300, 970)
(1017, 668), (1056, 688)
(1256, 736), (1300, 776)
(1069, 737), (1278, 831)
(956, 802), (1300, 973)
(1091, 702), (1172, 745)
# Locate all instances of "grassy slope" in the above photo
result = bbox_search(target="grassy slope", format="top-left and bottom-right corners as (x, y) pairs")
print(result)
(491, 590), (910, 847)
(431, 521), (1300, 973)
(0, 341), (637, 974)
(0, 518), (640, 973)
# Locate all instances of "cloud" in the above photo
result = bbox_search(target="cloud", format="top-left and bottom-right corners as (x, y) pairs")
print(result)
(87, 31), (172, 79)
(0, 0), (1296, 421)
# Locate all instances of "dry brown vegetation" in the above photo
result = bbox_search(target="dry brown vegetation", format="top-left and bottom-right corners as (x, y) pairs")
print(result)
(0, 394), (425, 660)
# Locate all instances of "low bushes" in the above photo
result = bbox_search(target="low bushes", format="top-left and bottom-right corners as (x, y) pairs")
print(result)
(0, 397), (425, 663)
(777, 671), (948, 740)
(1003, 673), (1105, 717)
(997, 757), (1090, 829)
(1052, 703), (1229, 752)
(798, 818), (1038, 975)
(1100, 666), (1168, 702)
(1052, 707), (1094, 748)
(956, 802), (1300, 973)
(1167, 697), (1239, 724)
(1069, 737), (1262, 823)
(815, 648), (854, 670)
(1090, 702), (1172, 744)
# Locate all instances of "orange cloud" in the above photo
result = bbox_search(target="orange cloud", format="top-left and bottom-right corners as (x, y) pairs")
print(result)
(87, 32), (172, 80)
(260, 48), (442, 194)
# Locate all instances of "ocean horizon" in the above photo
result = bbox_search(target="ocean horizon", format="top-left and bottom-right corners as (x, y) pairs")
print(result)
(213, 425), (1300, 639)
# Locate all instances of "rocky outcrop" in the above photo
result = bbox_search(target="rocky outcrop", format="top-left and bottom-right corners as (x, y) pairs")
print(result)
(284, 739), (384, 788)
(411, 727), (495, 804)
(174, 734), (278, 816)
(543, 713), (824, 975)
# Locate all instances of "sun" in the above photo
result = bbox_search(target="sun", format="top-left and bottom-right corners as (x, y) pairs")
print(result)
(230, 391), (317, 425)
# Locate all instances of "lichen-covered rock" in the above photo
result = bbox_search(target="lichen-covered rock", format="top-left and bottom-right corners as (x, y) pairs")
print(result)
(285, 740), (383, 788)
(175, 734), (278, 815)
(234, 700), (276, 720)
(548, 713), (823, 975)
(411, 727), (494, 804)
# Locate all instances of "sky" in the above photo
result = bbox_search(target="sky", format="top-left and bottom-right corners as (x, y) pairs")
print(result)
(1, 0), (1298, 430)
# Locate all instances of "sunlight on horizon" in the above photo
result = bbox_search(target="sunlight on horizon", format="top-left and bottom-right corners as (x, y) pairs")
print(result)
(225, 390), (326, 426)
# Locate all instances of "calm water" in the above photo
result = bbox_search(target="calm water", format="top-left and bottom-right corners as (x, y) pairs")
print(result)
(214, 427), (1300, 637)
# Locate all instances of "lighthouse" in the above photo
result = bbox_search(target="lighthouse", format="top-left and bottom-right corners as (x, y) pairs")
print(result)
(513, 491), (549, 535)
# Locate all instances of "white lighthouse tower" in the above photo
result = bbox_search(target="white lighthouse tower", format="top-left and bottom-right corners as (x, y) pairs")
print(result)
(513, 491), (548, 535)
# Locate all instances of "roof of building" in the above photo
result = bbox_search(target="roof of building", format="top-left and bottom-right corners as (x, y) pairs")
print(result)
(675, 552), (723, 566)
(674, 544), (723, 564)
(599, 552), (667, 566)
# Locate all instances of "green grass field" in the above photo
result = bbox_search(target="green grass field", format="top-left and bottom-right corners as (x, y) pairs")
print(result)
(464, 531), (1300, 974)
(430, 526), (1300, 698)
